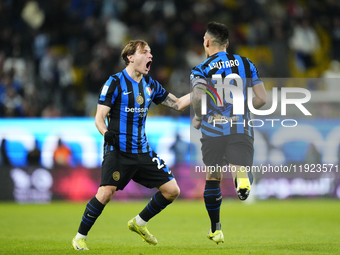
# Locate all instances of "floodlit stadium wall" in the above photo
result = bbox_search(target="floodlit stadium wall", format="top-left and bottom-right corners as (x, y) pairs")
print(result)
(0, 117), (339, 203)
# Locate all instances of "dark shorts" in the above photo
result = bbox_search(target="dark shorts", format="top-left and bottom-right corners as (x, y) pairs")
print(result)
(101, 147), (174, 191)
(201, 134), (254, 167)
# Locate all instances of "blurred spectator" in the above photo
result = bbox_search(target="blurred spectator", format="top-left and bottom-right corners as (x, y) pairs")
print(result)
(0, 70), (22, 95)
(305, 143), (321, 165)
(1, 86), (23, 117)
(33, 31), (49, 74)
(0, 72), (24, 117)
(247, 17), (270, 46)
(73, 39), (92, 68)
(42, 103), (61, 117)
(148, 21), (168, 68)
(289, 19), (320, 71)
(106, 18), (128, 48)
(21, 1), (45, 30)
(286, 0), (304, 19)
(269, 18), (290, 78)
(0, 139), (11, 167)
(184, 39), (206, 69)
(39, 47), (59, 103)
(57, 53), (74, 114)
(27, 139), (41, 166)
(0, 138), (14, 201)
(168, 64), (191, 96)
(170, 133), (190, 166)
(100, 0), (126, 20)
(331, 17), (340, 60)
(84, 59), (107, 116)
(53, 138), (73, 167)
(21, 85), (43, 117)
(3, 58), (26, 84)
(322, 60), (340, 91)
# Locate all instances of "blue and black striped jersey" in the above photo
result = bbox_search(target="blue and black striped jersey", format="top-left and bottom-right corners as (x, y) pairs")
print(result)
(98, 69), (169, 153)
(191, 51), (262, 138)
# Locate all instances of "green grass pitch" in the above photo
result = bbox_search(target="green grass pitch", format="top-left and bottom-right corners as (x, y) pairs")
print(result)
(0, 199), (339, 255)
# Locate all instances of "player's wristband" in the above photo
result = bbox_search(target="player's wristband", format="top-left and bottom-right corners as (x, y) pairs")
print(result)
(195, 114), (202, 121)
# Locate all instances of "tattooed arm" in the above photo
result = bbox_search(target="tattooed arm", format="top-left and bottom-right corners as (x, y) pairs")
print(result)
(191, 84), (206, 129)
(160, 93), (191, 111)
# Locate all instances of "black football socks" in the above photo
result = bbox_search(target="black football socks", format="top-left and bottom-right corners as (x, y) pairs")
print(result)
(78, 196), (105, 235)
(139, 191), (172, 222)
(204, 180), (222, 233)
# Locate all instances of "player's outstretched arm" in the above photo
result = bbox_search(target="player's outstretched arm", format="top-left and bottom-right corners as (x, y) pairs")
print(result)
(160, 93), (191, 111)
(95, 104), (111, 136)
(252, 82), (267, 109)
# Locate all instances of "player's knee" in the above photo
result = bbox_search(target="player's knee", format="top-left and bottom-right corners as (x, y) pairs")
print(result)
(165, 185), (180, 201)
(173, 185), (180, 199)
(99, 192), (114, 205)
(96, 186), (116, 205)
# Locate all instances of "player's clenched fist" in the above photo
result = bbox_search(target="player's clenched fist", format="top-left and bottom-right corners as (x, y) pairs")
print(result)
(104, 130), (116, 145)
(192, 117), (202, 130)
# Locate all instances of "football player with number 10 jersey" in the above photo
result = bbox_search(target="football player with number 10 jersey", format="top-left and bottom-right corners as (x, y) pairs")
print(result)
(191, 22), (267, 244)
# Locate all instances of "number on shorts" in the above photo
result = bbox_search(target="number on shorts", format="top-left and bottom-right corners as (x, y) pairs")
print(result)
(152, 156), (165, 169)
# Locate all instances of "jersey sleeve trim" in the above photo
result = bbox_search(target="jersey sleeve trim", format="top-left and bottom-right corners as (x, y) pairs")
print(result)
(153, 91), (169, 105)
(98, 76), (118, 107)
(248, 59), (263, 87)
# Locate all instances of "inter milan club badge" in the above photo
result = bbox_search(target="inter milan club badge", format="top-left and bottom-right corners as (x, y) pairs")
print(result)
(136, 93), (144, 104)
(112, 171), (120, 181)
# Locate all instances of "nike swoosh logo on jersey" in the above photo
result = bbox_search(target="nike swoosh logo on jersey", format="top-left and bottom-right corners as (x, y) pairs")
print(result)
(87, 214), (96, 218)
(123, 91), (132, 95)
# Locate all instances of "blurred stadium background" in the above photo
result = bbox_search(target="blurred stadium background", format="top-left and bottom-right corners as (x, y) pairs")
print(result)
(0, 0), (340, 204)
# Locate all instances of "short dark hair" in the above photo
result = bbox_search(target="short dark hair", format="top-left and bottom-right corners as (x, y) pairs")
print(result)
(121, 40), (149, 66)
(206, 22), (229, 46)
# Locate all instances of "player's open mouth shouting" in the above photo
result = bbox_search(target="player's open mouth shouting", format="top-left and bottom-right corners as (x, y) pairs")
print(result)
(146, 60), (152, 71)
